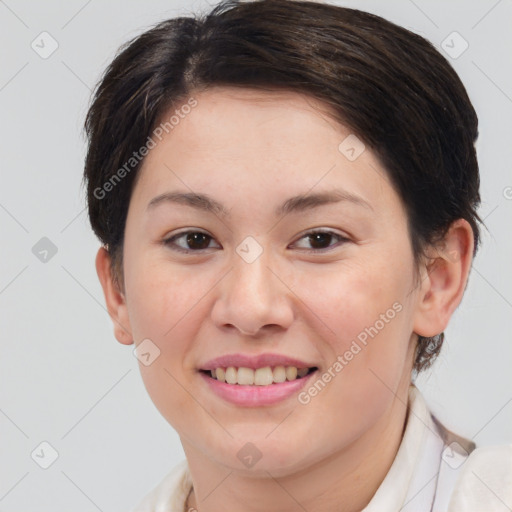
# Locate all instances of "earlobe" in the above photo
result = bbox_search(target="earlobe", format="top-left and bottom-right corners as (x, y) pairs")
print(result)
(412, 219), (474, 338)
(95, 246), (134, 345)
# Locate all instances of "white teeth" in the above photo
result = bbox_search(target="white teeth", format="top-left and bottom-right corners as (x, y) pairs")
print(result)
(225, 366), (237, 384)
(237, 367), (254, 385)
(254, 366), (273, 386)
(208, 365), (313, 385)
(285, 366), (297, 381)
(273, 365), (286, 383)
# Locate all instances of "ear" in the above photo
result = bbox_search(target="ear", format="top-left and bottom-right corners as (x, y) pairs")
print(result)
(412, 219), (474, 338)
(95, 246), (134, 345)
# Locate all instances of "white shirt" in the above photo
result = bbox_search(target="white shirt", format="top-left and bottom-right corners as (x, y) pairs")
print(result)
(131, 385), (512, 511)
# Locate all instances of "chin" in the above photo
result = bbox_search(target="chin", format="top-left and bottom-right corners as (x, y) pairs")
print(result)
(210, 436), (316, 477)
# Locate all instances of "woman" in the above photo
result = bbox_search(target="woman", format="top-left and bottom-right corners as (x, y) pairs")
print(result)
(83, 0), (511, 510)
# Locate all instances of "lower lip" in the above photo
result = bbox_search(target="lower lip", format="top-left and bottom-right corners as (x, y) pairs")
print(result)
(199, 370), (317, 407)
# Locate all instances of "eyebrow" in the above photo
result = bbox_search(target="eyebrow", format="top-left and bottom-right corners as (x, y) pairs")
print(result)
(146, 189), (373, 217)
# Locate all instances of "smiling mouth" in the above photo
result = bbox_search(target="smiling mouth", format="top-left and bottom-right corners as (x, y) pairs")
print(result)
(199, 366), (318, 386)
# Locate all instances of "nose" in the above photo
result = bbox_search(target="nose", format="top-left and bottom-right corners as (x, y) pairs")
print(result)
(210, 246), (294, 337)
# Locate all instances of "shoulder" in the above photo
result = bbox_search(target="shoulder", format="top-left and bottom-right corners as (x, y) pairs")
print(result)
(129, 459), (192, 512)
(449, 444), (512, 511)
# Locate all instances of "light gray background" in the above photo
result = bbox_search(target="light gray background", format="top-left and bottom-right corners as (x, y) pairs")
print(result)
(1, 0), (511, 510)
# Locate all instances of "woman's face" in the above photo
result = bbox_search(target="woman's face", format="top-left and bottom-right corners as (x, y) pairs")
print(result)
(116, 87), (425, 474)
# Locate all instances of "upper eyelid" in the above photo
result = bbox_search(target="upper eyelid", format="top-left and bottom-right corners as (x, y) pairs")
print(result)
(166, 228), (346, 241)
(291, 230), (349, 250)
(165, 229), (221, 249)
(165, 228), (348, 250)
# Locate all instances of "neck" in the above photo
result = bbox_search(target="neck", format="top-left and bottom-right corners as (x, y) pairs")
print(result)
(183, 385), (411, 512)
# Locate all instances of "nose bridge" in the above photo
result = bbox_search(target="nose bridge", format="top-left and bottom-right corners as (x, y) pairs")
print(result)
(212, 238), (293, 334)
(231, 240), (274, 304)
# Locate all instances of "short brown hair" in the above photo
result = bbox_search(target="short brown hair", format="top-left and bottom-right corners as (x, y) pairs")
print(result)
(83, 0), (484, 373)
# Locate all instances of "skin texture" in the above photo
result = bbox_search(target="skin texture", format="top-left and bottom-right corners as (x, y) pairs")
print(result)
(96, 87), (474, 512)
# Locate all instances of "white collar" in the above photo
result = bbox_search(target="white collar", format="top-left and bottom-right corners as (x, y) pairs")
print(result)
(363, 384), (474, 511)
(363, 385), (442, 511)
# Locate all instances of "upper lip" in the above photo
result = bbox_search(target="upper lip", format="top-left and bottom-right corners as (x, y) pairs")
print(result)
(199, 353), (317, 371)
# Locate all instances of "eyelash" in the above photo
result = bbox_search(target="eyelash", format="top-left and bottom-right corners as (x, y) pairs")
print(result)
(162, 229), (350, 254)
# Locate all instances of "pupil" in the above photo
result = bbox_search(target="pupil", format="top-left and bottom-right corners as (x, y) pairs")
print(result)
(309, 233), (331, 249)
(187, 232), (209, 249)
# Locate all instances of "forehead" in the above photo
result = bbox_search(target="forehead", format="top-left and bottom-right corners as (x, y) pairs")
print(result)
(131, 86), (403, 221)
(188, 86), (338, 120)
(158, 87), (343, 158)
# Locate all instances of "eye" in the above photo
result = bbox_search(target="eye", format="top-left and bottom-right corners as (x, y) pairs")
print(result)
(163, 228), (349, 254)
(163, 230), (220, 253)
(291, 230), (349, 252)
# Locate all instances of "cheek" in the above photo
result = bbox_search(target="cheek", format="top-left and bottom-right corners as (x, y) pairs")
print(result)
(294, 267), (411, 447)
(123, 258), (197, 380)
(294, 256), (412, 401)
(295, 257), (407, 344)
(124, 260), (213, 431)
(124, 251), (203, 341)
